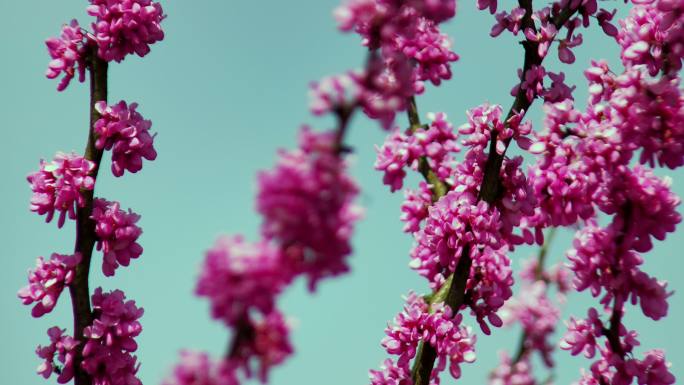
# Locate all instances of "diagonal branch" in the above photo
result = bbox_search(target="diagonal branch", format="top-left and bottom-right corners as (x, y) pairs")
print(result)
(407, 4), (581, 384)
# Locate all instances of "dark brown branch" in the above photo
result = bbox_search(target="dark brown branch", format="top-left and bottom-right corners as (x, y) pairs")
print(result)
(69, 48), (108, 385)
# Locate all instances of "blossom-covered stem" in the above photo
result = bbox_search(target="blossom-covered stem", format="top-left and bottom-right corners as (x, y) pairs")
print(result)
(512, 228), (557, 364)
(68, 48), (108, 385)
(480, 2), (581, 200)
(405, 96), (449, 199)
(410, 4), (582, 383)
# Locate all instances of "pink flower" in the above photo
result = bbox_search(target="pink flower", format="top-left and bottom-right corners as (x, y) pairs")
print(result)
(35, 327), (78, 384)
(94, 101), (158, 177)
(369, 358), (411, 385)
(27, 152), (95, 228)
(560, 308), (603, 359)
(92, 198), (143, 276)
(524, 23), (557, 58)
(380, 293), (476, 381)
(45, 20), (88, 91)
(82, 288), (144, 385)
(490, 7), (526, 37)
(257, 127), (361, 290)
(395, 17), (459, 86)
(196, 236), (286, 326)
(162, 351), (238, 385)
(632, 350), (676, 385)
(18, 253), (81, 317)
(87, 0), (166, 62)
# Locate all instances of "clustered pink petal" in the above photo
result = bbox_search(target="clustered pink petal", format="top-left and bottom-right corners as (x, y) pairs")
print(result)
(618, 1), (684, 76)
(257, 127), (362, 290)
(335, 0), (458, 127)
(490, 7), (526, 37)
(35, 327), (79, 384)
(375, 112), (459, 191)
(92, 198), (143, 276)
(161, 351), (237, 385)
(376, 293), (476, 383)
(45, 20), (88, 91)
(94, 100), (158, 177)
(18, 253), (82, 317)
(560, 308), (603, 359)
(87, 0), (165, 62)
(411, 190), (503, 286)
(27, 152), (96, 228)
(196, 235), (286, 326)
(567, 221), (672, 321)
(466, 248), (513, 335)
(82, 288), (144, 385)
(369, 358), (411, 385)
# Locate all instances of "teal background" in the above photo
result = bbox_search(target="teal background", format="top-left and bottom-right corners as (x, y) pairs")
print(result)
(1, 1), (682, 384)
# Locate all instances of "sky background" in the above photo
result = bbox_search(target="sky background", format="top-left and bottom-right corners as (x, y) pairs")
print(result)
(1, 1), (682, 385)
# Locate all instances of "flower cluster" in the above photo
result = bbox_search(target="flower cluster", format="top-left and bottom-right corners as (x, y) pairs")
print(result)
(257, 127), (362, 289)
(45, 20), (88, 91)
(93, 101), (158, 177)
(81, 288), (144, 385)
(618, 1), (684, 76)
(87, 0), (166, 62)
(196, 236), (286, 326)
(36, 327), (79, 384)
(92, 198), (144, 276)
(375, 112), (459, 191)
(375, 293), (476, 385)
(27, 152), (95, 228)
(335, 0), (459, 127)
(183, 123), (360, 384)
(18, 253), (81, 318)
(45, 0), (166, 90)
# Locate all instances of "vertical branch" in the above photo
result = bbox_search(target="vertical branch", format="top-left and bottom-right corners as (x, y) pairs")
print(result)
(69, 48), (108, 385)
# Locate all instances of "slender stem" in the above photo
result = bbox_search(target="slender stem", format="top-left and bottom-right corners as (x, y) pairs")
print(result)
(409, 3), (581, 383)
(511, 227), (557, 364)
(69, 48), (107, 385)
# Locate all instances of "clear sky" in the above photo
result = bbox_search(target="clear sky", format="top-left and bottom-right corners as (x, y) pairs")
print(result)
(1, 1), (682, 385)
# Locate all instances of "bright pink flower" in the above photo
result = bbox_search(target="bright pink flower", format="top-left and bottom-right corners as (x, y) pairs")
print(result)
(396, 18), (459, 86)
(196, 235), (286, 326)
(477, 0), (498, 14)
(524, 22), (557, 58)
(511, 65), (546, 102)
(82, 288), (144, 385)
(466, 247), (513, 335)
(380, 293), (476, 381)
(87, 0), (165, 62)
(490, 7), (526, 37)
(18, 253), (81, 317)
(45, 20), (88, 91)
(369, 358), (411, 385)
(27, 152), (95, 228)
(35, 327), (78, 384)
(94, 101), (157, 177)
(560, 308), (603, 359)
(542, 71), (576, 103)
(632, 350), (676, 385)
(92, 198), (143, 276)
(257, 127), (361, 290)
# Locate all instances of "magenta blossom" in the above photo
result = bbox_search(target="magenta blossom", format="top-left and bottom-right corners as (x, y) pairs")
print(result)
(92, 198), (144, 276)
(35, 327), (79, 384)
(27, 152), (95, 228)
(94, 100), (158, 177)
(45, 20), (88, 91)
(18, 253), (81, 317)
(87, 0), (166, 62)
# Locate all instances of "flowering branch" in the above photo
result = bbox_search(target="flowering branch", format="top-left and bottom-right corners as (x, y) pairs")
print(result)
(406, 3), (581, 383)
(69, 49), (108, 385)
